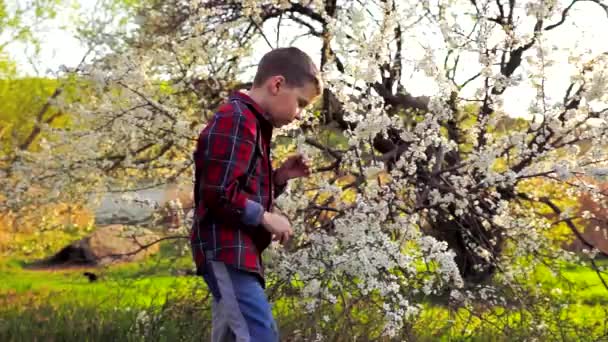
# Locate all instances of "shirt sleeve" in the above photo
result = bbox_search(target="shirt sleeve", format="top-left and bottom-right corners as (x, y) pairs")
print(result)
(198, 104), (264, 227)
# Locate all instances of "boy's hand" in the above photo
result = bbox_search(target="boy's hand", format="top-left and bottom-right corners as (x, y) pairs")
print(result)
(275, 154), (311, 185)
(261, 212), (293, 245)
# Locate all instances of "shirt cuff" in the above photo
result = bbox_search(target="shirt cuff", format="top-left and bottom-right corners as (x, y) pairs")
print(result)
(242, 199), (264, 226)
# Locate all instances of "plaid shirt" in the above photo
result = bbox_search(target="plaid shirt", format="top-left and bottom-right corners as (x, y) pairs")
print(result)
(190, 91), (286, 286)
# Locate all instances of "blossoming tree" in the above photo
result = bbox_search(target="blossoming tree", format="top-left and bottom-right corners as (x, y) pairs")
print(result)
(4, 0), (608, 337)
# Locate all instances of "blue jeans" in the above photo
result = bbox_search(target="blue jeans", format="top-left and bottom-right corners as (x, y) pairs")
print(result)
(201, 261), (279, 342)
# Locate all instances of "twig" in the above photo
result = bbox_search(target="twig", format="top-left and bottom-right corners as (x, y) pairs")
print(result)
(103, 235), (188, 260)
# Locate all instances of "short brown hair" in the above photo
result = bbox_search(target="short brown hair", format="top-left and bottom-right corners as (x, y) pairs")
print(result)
(252, 47), (322, 94)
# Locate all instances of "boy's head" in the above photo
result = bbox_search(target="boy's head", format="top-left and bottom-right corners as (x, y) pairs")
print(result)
(250, 47), (322, 127)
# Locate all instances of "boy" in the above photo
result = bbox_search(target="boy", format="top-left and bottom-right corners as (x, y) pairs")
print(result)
(191, 47), (322, 341)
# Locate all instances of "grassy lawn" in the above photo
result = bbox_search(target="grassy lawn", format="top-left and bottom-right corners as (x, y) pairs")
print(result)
(0, 245), (213, 341)
(0, 244), (204, 309)
(1, 241), (607, 341)
(0, 265), (202, 308)
(3, 257), (604, 304)
(529, 260), (608, 306)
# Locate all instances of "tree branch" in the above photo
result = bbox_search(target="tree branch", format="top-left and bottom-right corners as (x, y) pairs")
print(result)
(103, 235), (188, 261)
(19, 88), (63, 151)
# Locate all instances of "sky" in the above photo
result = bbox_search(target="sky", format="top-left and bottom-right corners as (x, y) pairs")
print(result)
(6, 0), (98, 75)
(7, 0), (608, 119)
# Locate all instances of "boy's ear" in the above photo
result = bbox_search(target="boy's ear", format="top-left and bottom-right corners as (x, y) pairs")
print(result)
(267, 75), (285, 95)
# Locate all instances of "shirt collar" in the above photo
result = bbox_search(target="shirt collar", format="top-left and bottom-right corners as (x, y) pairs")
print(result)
(228, 91), (273, 126)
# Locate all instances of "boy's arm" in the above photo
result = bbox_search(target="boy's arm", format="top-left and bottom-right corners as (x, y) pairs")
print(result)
(272, 154), (311, 198)
(273, 171), (288, 198)
(198, 108), (264, 227)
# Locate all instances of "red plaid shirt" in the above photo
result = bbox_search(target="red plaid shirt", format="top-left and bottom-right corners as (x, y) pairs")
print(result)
(190, 91), (286, 286)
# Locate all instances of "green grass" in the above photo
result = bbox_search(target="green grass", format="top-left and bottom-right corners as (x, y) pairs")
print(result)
(1, 250), (607, 341)
(0, 240), (204, 309)
(528, 259), (608, 306)
(0, 248), (214, 341)
(0, 267), (201, 308)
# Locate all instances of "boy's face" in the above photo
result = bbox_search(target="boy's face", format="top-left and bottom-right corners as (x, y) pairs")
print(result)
(264, 76), (319, 128)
